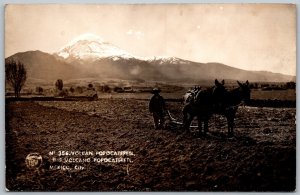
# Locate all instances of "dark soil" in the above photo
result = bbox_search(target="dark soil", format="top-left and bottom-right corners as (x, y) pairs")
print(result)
(5, 99), (296, 191)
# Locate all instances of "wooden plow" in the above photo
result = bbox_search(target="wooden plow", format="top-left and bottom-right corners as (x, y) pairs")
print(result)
(166, 110), (199, 130)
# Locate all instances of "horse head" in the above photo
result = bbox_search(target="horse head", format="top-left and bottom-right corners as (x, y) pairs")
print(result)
(237, 80), (251, 104)
(212, 79), (227, 102)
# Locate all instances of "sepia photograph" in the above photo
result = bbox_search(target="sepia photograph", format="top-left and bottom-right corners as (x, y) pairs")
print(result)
(5, 4), (296, 191)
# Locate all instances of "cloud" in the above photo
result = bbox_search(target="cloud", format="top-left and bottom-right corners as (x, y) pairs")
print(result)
(126, 29), (144, 39)
(126, 29), (133, 35)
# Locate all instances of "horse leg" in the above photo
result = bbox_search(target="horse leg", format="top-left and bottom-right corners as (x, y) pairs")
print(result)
(183, 113), (193, 134)
(182, 106), (189, 133)
(227, 117), (234, 137)
(182, 109), (188, 133)
(187, 115), (193, 133)
(227, 118), (230, 137)
(229, 110), (237, 137)
(230, 118), (235, 137)
(204, 118), (209, 136)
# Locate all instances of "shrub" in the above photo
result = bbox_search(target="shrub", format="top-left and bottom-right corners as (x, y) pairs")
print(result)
(35, 87), (44, 94)
(102, 85), (111, 93)
(70, 87), (75, 93)
(75, 86), (83, 94)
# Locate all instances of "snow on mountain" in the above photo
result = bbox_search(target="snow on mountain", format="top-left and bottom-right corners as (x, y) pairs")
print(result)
(56, 33), (134, 60)
(56, 33), (190, 65)
(144, 56), (189, 65)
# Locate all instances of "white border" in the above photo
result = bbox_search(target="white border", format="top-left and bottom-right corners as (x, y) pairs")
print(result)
(1, 1), (299, 195)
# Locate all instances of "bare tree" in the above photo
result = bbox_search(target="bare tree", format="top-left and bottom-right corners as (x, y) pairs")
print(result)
(5, 59), (27, 98)
(55, 79), (63, 91)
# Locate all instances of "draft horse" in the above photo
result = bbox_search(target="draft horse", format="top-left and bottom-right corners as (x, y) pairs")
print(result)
(220, 80), (251, 137)
(183, 80), (251, 137)
(182, 79), (226, 136)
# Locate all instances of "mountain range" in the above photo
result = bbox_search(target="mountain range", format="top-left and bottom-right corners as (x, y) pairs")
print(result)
(6, 34), (295, 84)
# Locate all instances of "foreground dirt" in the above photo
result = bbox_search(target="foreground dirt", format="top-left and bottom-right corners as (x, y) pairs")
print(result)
(6, 99), (296, 191)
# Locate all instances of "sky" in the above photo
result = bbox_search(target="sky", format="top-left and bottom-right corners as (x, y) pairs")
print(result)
(5, 4), (296, 75)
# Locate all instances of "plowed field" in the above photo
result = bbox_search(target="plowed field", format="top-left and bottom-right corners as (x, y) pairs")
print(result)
(6, 98), (296, 191)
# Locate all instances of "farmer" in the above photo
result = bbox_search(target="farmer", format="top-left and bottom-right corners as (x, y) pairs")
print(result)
(149, 88), (166, 129)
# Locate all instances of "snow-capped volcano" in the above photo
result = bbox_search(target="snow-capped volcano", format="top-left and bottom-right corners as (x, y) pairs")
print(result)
(56, 33), (190, 64)
(56, 33), (134, 60)
(7, 33), (295, 82)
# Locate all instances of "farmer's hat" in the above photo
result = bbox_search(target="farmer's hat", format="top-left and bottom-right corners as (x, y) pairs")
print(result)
(151, 88), (161, 94)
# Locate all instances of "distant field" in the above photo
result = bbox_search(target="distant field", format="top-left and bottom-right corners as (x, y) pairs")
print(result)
(250, 89), (295, 101)
(6, 89), (296, 102)
(8, 79), (296, 102)
(98, 89), (296, 102)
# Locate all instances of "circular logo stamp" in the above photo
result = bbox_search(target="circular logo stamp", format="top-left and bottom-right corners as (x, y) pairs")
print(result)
(25, 153), (43, 169)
